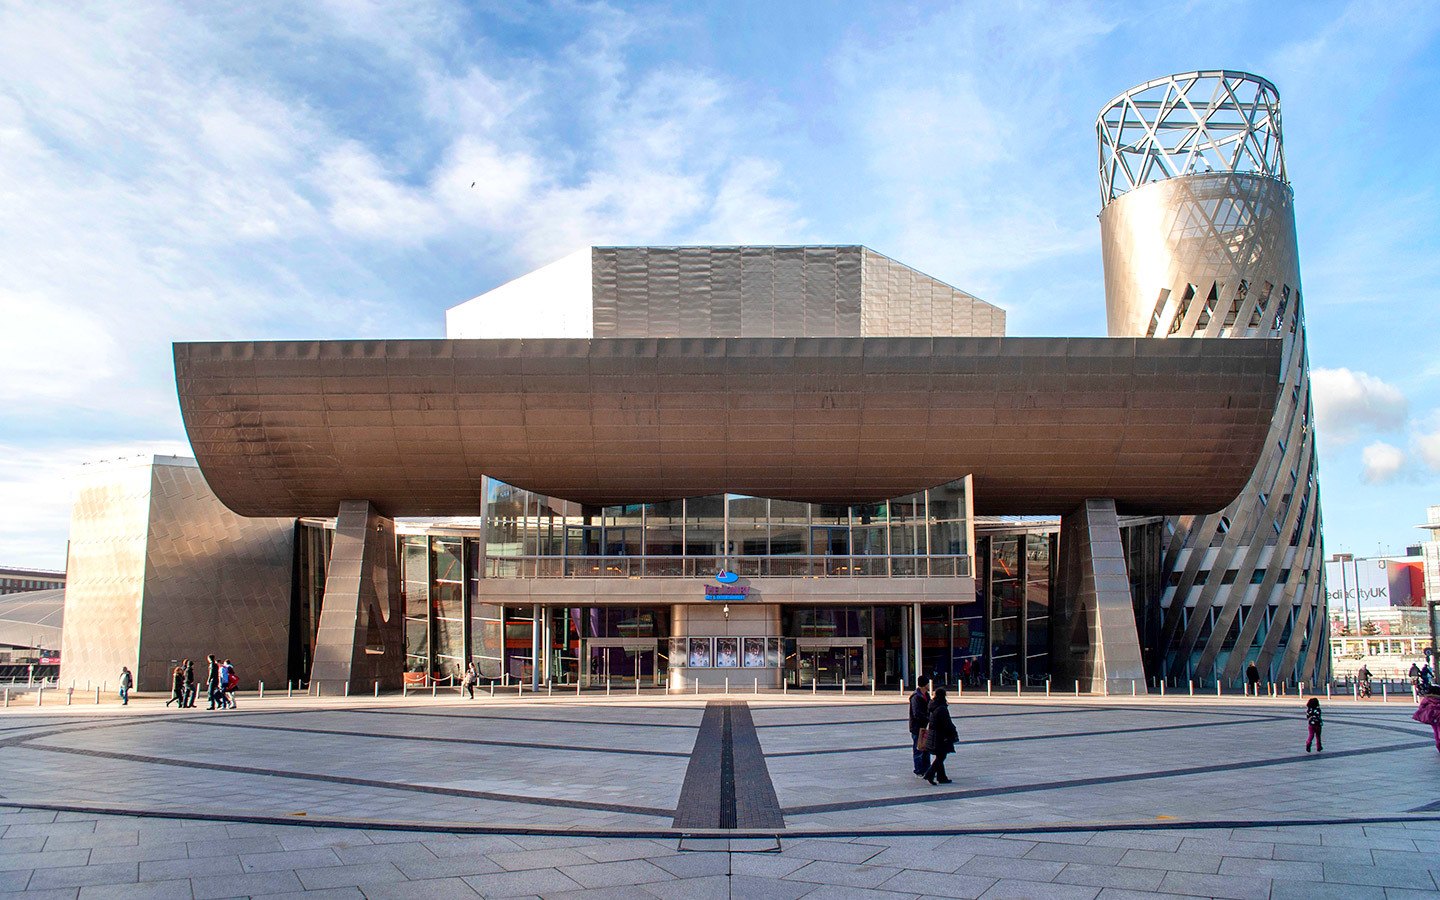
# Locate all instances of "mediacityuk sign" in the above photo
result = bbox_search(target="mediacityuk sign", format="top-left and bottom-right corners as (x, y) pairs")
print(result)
(705, 571), (750, 601)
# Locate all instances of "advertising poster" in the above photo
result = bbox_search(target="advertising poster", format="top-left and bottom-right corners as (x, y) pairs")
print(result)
(687, 638), (712, 668)
(743, 637), (766, 667)
(716, 637), (739, 667)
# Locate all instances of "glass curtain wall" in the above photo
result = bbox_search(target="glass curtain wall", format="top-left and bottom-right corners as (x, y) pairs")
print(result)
(478, 476), (973, 578)
(401, 536), (429, 678)
(290, 522), (332, 685)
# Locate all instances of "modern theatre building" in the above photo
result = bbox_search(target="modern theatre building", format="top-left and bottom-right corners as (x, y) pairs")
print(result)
(59, 71), (1327, 696)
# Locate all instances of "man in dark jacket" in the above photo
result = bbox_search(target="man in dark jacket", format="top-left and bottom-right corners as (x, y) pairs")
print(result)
(909, 675), (931, 777)
(206, 655), (220, 710)
(1246, 662), (1261, 696)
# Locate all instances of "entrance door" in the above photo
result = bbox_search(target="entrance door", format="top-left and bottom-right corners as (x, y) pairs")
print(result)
(796, 638), (869, 687)
(582, 639), (658, 686)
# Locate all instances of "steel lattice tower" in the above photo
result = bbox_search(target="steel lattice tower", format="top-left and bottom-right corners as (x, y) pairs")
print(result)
(1096, 71), (1328, 687)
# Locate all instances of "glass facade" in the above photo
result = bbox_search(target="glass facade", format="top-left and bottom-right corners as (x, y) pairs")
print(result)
(289, 493), (1163, 691)
(479, 477), (972, 579)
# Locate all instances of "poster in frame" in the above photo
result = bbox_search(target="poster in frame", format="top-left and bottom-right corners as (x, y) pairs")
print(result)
(688, 637), (712, 668)
(765, 637), (782, 668)
(742, 637), (766, 668)
(715, 637), (739, 668)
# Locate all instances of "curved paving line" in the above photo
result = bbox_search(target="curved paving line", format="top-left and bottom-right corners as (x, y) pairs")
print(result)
(764, 714), (1292, 758)
(166, 717), (691, 757)
(351, 708), (700, 730)
(782, 739), (1435, 816)
(12, 741), (674, 819)
(0, 797), (1436, 841)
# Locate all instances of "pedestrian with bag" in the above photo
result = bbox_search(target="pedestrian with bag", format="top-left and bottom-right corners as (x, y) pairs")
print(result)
(908, 675), (931, 777)
(921, 687), (958, 785)
(220, 659), (239, 709)
(1413, 693), (1440, 756)
(462, 662), (478, 700)
(118, 667), (133, 706)
(165, 665), (185, 707)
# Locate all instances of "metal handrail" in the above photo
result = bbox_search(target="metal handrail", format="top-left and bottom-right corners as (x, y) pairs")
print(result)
(482, 554), (971, 579)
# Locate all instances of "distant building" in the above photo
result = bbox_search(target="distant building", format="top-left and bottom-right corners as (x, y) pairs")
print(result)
(0, 566), (65, 596)
(1419, 506), (1440, 606)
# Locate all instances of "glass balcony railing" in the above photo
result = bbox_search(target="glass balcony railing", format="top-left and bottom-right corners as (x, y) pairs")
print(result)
(482, 554), (971, 579)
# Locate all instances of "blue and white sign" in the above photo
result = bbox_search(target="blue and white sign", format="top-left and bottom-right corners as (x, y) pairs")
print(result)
(705, 571), (750, 601)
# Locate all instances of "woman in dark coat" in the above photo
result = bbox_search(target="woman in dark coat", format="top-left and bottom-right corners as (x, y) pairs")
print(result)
(923, 687), (959, 785)
(165, 666), (185, 707)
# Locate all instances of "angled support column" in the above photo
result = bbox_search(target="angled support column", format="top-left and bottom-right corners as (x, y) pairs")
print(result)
(1055, 499), (1146, 695)
(309, 501), (403, 696)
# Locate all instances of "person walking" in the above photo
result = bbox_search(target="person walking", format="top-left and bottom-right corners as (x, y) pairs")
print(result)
(1413, 693), (1440, 755)
(118, 667), (133, 706)
(908, 675), (931, 777)
(183, 659), (196, 708)
(1305, 697), (1324, 752)
(462, 663), (478, 700)
(1246, 662), (1261, 696)
(1358, 664), (1372, 699)
(922, 687), (959, 785)
(165, 666), (185, 707)
(206, 655), (220, 710)
(1411, 662), (1424, 700)
(220, 659), (238, 709)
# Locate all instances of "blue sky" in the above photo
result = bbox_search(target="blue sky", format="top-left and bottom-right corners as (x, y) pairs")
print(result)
(3, 0), (1439, 569)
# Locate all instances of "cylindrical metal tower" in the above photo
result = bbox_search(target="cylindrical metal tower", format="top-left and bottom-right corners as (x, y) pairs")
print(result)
(1096, 71), (1327, 687)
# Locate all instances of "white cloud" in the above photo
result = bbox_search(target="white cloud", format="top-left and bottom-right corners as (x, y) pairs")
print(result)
(1416, 416), (1440, 473)
(1360, 441), (1406, 484)
(0, 441), (191, 569)
(1310, 367), (1409, 444)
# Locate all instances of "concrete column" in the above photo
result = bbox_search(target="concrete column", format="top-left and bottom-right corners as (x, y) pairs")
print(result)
(531, 604), (542, 689)
(1054, 499), (1146, 694)
(309, 501), (403, 696)
(912, 601), (923, 686)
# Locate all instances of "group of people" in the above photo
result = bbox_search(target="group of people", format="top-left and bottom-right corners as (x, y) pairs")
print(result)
(907, 675), (960, 786)
(161, 655), (239, 709)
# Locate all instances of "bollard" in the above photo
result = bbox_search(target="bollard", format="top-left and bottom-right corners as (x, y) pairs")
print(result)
(1300, 682), (1305, 698)
(575, 681), (580, 696)
(1074, 681), (1079, 697)
(1326, 681), (1331, 698)
(1130, 680), (1135, 697)
(1047, 679), (1052, 698)
(549, 683), (553, 697)
(1188, 680), (1193, 697)
(842, 680), (846, 697)
(725, 678), (730, 695)
(870, 679), (875, 696)
(1382, 683), (1388, 703)
(67, 688), (73, 706)
(987, 680), (992, 697)
(1215, 681), (1220, 697)
(812, 678), (817, 694)
(2, 689), (7, 708)
(957, 681), (962, 696)
(694, 679), (699, 695)
(1160, 681), (1165, 697)
(636, 679), (640, 696)
(755, 678), (760, 695)
(36, 686), (42, 706)
(288, 681), (293, 699)
(1016, 681), (1021, 697)
(375, 681), (380, 698)
(899, 683), (904, 698)
(95, 687), (100, 705)
(317, 682), (323, 698)
(345, 681), (350, 698)
(431, 682), (436, 698)
(607, 678), (611, 697)
(517, 680), (522, 696)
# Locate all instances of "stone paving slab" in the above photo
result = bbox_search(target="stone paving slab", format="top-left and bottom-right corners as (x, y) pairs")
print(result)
(1, 694), (1438, 895)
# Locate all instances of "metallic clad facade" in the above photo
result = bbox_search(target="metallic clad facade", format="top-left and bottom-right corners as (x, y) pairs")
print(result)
(174, 336), (1281, 519)
(60, 457), (294, 692)
(1052, 499), (1147, 693)
(309, 501), (403, 695)
(590, 246), (1004, 338)
(1097, 71), (1326, 687)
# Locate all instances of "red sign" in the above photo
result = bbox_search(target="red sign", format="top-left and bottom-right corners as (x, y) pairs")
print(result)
(39, 657), (59, 665)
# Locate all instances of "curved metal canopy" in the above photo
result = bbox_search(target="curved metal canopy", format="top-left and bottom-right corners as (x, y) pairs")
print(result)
(174, 336), (1282, 518)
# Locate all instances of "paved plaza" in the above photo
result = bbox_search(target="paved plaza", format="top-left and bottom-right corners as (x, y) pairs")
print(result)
(0, 691), (1436, 897)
